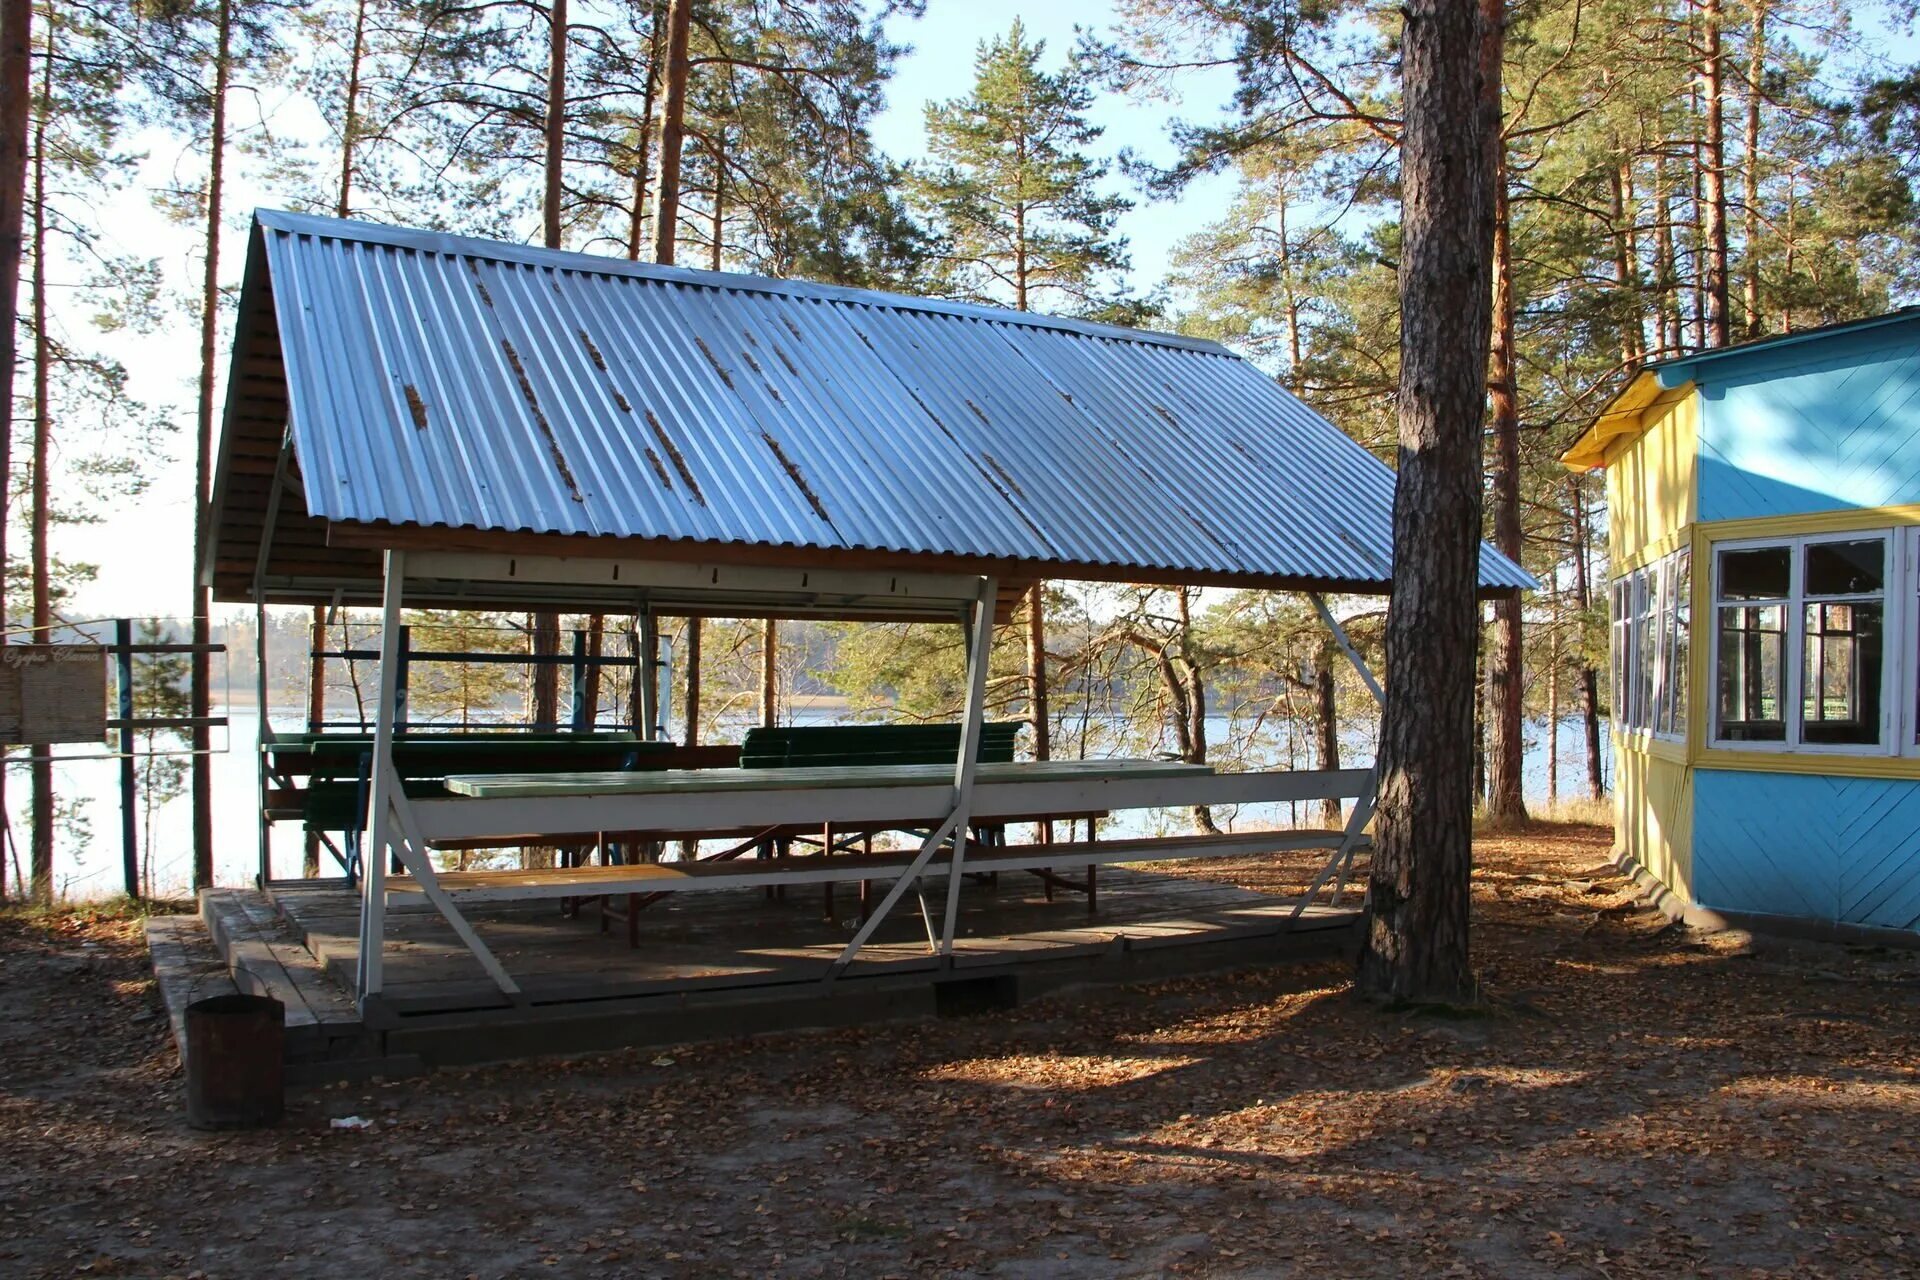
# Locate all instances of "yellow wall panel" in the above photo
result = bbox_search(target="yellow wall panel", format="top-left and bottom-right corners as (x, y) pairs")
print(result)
(1605, 389), (1697, 566)
(1613, 744), (1693, 903)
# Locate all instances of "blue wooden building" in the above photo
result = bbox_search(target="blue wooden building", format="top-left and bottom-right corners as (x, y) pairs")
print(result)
(1565, 309), (1920, 940)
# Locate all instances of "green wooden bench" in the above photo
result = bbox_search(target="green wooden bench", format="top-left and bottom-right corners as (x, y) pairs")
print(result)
(263, 732), (723, 880)
(739, 721), (1025, 769)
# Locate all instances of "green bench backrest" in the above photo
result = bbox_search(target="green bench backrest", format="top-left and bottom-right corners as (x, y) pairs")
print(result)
(739, 722), (1024, 769)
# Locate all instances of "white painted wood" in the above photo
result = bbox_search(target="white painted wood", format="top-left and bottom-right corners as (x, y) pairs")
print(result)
(382, 776), (523, 998)
(940, 576), (996, 954)
(410, 766), (1377, 844)
(1310, 593), (1384, 707)
(355, 550), (405, 1006)
(392, 827), (1367, 905)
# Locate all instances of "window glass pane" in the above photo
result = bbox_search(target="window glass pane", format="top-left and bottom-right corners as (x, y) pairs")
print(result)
(1720, 546), (1791, 600)
(1805, 539), (1885, 596)
(1717, 604), (1785, 741)
(1634, 571), (1653, 730)
(1610, 580), (1627, 726)
(1802, 600), (1884, 746)
(1672, 550), (1691, 737)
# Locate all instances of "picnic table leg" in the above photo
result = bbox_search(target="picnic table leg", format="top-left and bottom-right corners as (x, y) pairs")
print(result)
(1042, 820), (1055, 902)
(859, 834), (873, 923)
(1087, 823), (1098, 916)
(627, 893), (639, 948)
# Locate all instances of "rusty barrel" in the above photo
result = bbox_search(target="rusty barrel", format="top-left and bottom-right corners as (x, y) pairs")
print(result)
(184, 993), (285, 1130)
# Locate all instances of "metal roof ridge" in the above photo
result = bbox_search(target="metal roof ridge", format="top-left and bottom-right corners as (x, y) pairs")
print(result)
(250, 208), (1231, 358)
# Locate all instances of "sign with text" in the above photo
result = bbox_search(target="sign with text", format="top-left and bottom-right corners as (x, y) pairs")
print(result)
(0, 645), (108, 745)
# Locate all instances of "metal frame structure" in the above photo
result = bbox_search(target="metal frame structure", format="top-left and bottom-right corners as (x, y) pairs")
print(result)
(338, 552), (1388, 1013)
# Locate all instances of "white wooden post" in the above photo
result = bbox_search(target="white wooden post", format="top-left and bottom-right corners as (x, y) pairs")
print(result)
(356, 549), (406, 1007)
(252, 434), (292, 887)
(828, 577), (995, 978)
(938, 576), (996, 955)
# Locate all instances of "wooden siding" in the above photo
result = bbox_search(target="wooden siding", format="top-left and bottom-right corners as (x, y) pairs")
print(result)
(1697, 321), (1920, 522)
(1605, 389), (1697, 567)
(1692, 769), (1920, 930)
(1614, 745), (1692, 904)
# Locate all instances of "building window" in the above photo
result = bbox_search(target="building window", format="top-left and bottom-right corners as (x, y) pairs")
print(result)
(1712, 534), (1888, 751)
(1608, 547), (1689, 741)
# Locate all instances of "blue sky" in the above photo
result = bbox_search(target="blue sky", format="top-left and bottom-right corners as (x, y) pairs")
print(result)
(63, 0), (1245, 621)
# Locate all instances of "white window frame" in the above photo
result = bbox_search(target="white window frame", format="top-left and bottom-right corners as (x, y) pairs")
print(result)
(1709, 529), (1898, 756)
(1608, 547), (1690, 745)
(1901, 527), (1920, 759)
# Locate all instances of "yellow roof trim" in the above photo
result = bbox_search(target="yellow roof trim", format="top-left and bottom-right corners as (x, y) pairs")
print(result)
(1562, 371), (1691, 472)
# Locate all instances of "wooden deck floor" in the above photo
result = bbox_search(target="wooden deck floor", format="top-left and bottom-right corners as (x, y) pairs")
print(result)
(179, 866), (1361, 1082)
(276, 868), (1357, 1016)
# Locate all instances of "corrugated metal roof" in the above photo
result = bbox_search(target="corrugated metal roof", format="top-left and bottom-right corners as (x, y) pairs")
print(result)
(237, 209), (1532, 593)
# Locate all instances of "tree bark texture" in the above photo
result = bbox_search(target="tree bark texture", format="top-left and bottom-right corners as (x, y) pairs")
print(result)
(1485, 139), (1527, 825)
(1699, 0), (1730, 347)
(651, 0), (692, 266)
(760, 618), (777, 727)
(1356, 0), (1497, 1004)
(0, 0), (29, 901)
(28, 34), (50, 901)
(1569, 478), (1604, 799)
(1741, 0), (1765, 338)
(1026, 584), (1049, 763)
(191, 0), (232, 892)
(1315, 639), (1342, 826)
(527, 0), (569, 728)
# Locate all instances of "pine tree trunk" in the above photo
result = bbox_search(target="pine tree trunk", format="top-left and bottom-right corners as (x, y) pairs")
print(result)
(626, 0), (665, 260)
(1356, 0), (1497, 1004)
(1741, 0), (1765, 338)
(1485, 143), (1528, 825)
(1569, 478), (1605, 800)
(1546, 605), (1560, 807)
(1611, 159), (1644, 368)
(681, 619), (700, 746)
(527, 0), (569, 728)
(1315, 639), (1342, 826)
(191, 0), (232, 893)
(1699, 0), (1729, 347)
(1653, 154), (1680, 356)
(651, 0), (692, 266)
(0, 0), (30, 903)
(581, 614), (604, 725)
(336, 0), (367, 217)
(28, 38), (51, 902)
(1026, 584), (1049, 762)
(760, 619), (777, 727)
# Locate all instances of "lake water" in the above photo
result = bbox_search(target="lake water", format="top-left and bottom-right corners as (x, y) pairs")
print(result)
(10, 708), (1611, 900)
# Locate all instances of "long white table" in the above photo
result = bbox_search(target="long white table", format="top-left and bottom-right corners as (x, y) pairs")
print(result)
(416, 760), (1374, 845)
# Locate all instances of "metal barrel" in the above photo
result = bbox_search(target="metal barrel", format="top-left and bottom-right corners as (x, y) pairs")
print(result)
(184, 993), (285, 1130)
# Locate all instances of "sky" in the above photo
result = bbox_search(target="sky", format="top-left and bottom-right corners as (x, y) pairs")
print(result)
(51, 0), (1242, 628)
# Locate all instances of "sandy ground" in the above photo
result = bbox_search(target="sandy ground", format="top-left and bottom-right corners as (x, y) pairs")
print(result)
(4, 821), (1920, 1278)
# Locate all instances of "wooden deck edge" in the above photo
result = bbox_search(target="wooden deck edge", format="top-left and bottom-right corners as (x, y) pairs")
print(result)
(145, 915), (240, 1069)
(366, 913), (1363, 1069)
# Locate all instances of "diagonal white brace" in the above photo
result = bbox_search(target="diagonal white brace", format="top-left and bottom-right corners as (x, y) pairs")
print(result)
(381, 770), (524, 1000)
(1287, 771), (1379, 924)
(827, 809), (963, 978)
(1309, 592), (1384, 707)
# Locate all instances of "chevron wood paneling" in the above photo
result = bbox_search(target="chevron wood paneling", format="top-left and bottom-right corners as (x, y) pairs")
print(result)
(1693, 769), (1920, 930)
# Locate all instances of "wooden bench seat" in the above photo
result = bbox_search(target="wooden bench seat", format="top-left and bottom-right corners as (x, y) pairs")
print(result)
(388, 827), (1368, 903)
